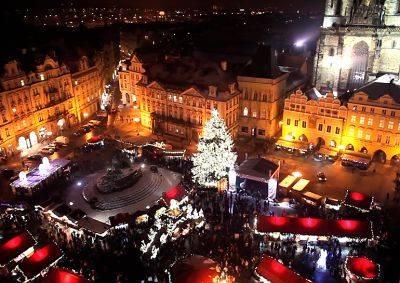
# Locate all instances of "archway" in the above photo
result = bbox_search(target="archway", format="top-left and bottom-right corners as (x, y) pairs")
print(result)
(299, 134), (308, 142)
(346, 144), (354, 151)
(317, 137), (325, 146)
(390, 155), (400, 166)
(360, 147), (368, 154)
(348, 41), (369, 90)
(373, 150), (387, 164)
(18, 137), (27, 150)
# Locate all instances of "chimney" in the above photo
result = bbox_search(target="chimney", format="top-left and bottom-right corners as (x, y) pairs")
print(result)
(209, 85), (217, 97)
(220, 60), (227, 71)
(228, 83), (236, 94)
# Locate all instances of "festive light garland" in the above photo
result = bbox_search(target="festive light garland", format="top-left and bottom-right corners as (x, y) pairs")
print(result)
(192, 109), (237, 187)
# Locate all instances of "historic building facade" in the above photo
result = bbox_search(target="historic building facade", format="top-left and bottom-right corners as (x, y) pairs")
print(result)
(0, 57), (76, 156)
(313, 0), (400, 94)
(72, 56), (103, 122)
(281, 75), (400, 163)
(0, 55), (105, 157)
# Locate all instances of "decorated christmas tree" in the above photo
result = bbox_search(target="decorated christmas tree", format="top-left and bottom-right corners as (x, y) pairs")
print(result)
(192, 109), (237, 187)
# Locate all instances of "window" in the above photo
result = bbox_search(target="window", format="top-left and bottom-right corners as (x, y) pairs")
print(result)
(392, 40), (397, 49)
(395, 138), (400, 146)
(359, 116), (365, 125)
(329, 47), (335, 56)
(260, 109), (266, 119)
(258, 129), (265, 136)
(294, 120), (299, 127)
(335, 127), (340, 134)
(385, 136), (390, 144)
(377, 134), (382, 143)
(318, 124), (323, 131)
(367, 118), (373, 126)
(379, 120), (384, 128)
(349, 127), (354, 136)
(302, 121), (306, 128)
(365, 133), (371, 140)
(287, 118), (291, 125)
(327, 125), (332, 133)
(370, 108), (374, 113)
(351, 115), (356, 123)
(241, 127), (249, 133)
(357, 129), (363, 139)
(352, 106), (357, 111)
(388, 121), (394, 130)
(243, 107), (248, 116)
(382, 109), (387, 115)
(361, 106), (366, 112)
(252, 111), (257, 118)
(391, 111), (395, 117)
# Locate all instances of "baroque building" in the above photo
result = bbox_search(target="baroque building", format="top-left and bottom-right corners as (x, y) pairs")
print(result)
(313, 0), (400, 94)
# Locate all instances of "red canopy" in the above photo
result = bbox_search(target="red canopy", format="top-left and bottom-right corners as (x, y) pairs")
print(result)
(170, 255), (219, 283)
(0, 232), (35, 266)
(256, 216), (372, 238)
(44, 267), (92, 283)
(19, 243), (63, 279)
(256, 255), (311, 283)
(163, 185), (187, 205)
(345, 256), (379, 281)
(344, 190), (373, 211)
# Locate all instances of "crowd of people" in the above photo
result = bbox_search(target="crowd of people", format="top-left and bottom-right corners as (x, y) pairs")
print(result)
(1, 143), (400, 283)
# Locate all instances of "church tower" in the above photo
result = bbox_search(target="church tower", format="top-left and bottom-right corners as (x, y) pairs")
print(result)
(313, 0), (400, 94)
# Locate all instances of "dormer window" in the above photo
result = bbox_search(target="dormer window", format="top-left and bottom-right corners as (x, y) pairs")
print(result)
(40, 74), (45, 81)
(20, 80), (25, 86)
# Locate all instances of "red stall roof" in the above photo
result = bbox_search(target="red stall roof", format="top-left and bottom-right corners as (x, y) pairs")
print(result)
(256, 216), (372, 239)
(256, 255), (311, 283)
(19, 243), (63, 279)
(0, 232), (35, 266)
(163, 185), (187, 205)
(170, 255), (219, 283)
(345, 256), (379, 280)
(344, 190), (373, 211)
(44, 267), (92, 283)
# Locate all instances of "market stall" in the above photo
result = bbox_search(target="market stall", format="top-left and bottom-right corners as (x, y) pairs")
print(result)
(275, 138), (309, 154)
(162, 185), (187, 205)
(315, 147), (339, 161)
(255, 216), (373, 241)
(344, 256), (380, 283)
(343, 190), (374, 212)
(301, 191), (323, 206)
(0, 232), (36, 267)
(341, 153), (371, 169)
(10, 158), (71, 196)
(291, 179), (310, 192)
(163, 149), (186, 160)
(168, 255), (233, 283)
(44, 267), (92, 283)
(18, 243), (63, 281)
(324, 197), (341, 211)
(255, 255), (311, 283)
(279, 175), (297, 189)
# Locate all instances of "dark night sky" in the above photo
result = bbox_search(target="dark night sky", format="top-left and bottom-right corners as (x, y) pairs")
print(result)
(6, 0), (324, 10)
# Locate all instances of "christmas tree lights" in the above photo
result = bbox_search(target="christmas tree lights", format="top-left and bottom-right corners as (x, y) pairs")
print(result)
(192, 109), (237, 187)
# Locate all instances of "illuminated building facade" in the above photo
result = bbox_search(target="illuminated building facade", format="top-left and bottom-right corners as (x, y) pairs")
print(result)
(133, 57), (240, 145)
(0, 55), (105, 156)
(71, 56), (103, 122)
(281, 75), (400, 163)
(313, 0), (400, 94)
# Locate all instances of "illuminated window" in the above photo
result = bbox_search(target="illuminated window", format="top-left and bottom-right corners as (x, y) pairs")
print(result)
(365, 133), (371, 140)
(379, 120), (384, 128)
(351, 115), (356, 123)
(388, 121), (394, 130)
(359, 116), (365, 125)
(20, 80), (25, 86)
(357, 129), (363, 139)
(294, 120), (298, 127)
(349, 127), (354, 136)
(243, 107), (248, 117)
(252, 111), (257, 118)
(367, 118), (373, 126)
(173, 95), (177, 102)
(40, 74), (45, 81)
(260, 109), (266, 119)
(179, 96), (183, 103)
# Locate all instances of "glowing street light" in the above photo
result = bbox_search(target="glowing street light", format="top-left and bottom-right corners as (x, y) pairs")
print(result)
(292, 171), (302, 178)
(294, 39), (305, 48)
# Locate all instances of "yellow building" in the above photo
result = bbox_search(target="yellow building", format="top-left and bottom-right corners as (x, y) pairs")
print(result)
(0, 57), (76, 156)
(71, 56), (103, 122)
(282, 90), (347, 148)
(135, 57), (240, 146)
(342, 75), (400, 163)
(281, 75), (400, 164)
